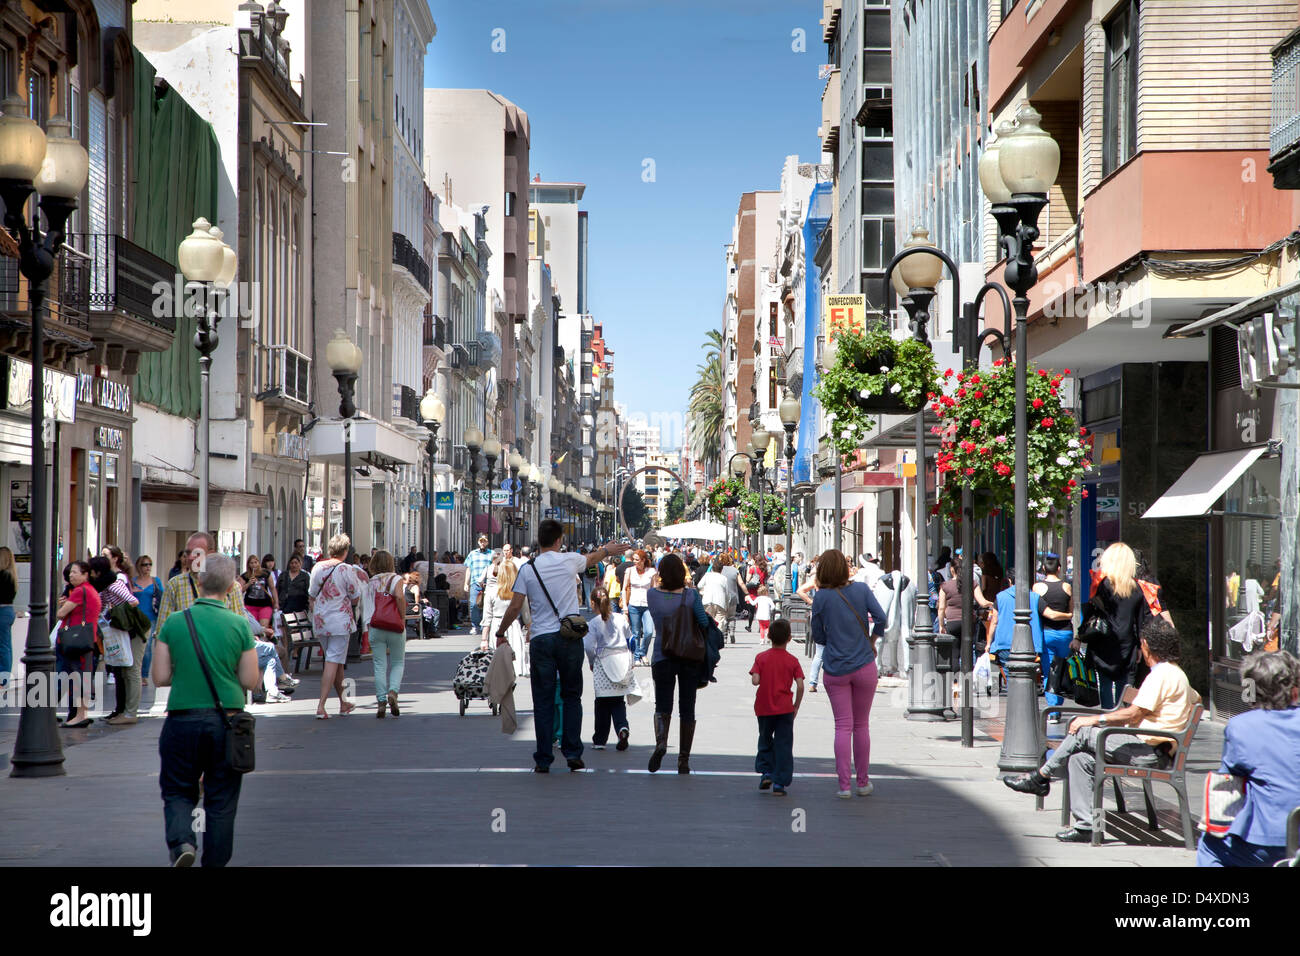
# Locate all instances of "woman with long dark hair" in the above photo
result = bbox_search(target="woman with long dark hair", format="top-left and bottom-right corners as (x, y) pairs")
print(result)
(976, 552), (1007, 654)
(645, 554), (713, 774)
(1033, 553), (1074, 705)
(0, 547), (16, 688)
(90, 555), (142, 725)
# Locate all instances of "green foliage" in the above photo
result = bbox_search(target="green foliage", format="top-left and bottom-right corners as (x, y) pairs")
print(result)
(688, 329), (725, 472)
(931, 360), (1092, 533)
(704, 475), (747, 521)
(811, 323), (939, 457)
(621, 486), (653, 538)
(738, 489), (787, 535)
(665, 487), (692, 523)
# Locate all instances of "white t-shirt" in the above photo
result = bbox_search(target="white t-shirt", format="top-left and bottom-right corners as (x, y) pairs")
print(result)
(625, 567), (655, 608)
(515, 551), (587, 637)
(754, 595), (775, 622)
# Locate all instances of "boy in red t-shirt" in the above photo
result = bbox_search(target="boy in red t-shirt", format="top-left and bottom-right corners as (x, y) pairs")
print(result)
(749, 619), (805, 795)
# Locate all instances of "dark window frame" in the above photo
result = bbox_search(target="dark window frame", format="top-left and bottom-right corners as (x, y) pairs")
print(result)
(1103, 0), (1139, 178)
(1002, 0), (1019, 18)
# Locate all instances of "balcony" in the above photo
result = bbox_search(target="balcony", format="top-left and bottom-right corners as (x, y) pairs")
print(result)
(392, 231), (431, 294)
(238, 13), (301, 112)
(432, 435), (451, 465)
(0, 252), (92, 368)
(447, 338), (482, 374)
(257, 344), (311, 411)
(451, 443), (469, 475)
(69, 233), (177, 369)
(394, 383), (420, 422)
(423, 314), (447, 349)
(1270, 27), (1300, 188)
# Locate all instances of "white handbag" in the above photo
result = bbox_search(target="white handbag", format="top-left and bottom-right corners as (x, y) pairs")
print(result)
(102, 625), (134, 668)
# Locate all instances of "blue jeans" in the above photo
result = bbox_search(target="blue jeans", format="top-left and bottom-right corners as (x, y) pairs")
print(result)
(141, 631), (155, 679)
(628, 606), (649, 658)
(370, 627), (407, 701)
(528, 631), (585, 767)
(1098, 675), (1127, 710)
(158, 711), (244, 867)
(1041, 628), (1074, 706)
(0, 604), (13, 685)
(808, 642), (826, 687)
(1196, 833), (1289, 867)
(469, 584), (484, 630)
(756, 712), (795, 787)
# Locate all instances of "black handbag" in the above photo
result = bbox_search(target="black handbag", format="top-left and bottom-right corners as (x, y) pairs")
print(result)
(1078, 600), (1113, 644)
(659, 591), (706, 662)
(184, 609), (256, 774)
(58, 622), (95, 658)
(527, 558), (588, 640)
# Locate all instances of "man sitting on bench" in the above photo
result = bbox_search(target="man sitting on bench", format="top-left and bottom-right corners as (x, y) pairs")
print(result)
(1003, 619), (1200, 843)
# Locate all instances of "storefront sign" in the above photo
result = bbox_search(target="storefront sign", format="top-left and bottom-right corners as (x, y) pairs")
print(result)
(95, 426), (125, 450)
(76, 373), (132, 414)
(4, 358), (76, 423)
(435, 491), (454, 510)
(478, 489), (511, 506)
(275, 431), (308, 460)
(824, 294), (866, 339)
(1214, 388), (1275, 451)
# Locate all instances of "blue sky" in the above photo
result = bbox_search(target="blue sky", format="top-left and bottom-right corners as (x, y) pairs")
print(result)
(425, 0), (824, 450)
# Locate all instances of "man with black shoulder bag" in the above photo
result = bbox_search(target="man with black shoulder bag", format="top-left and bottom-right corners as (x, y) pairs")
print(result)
(494, 518), (630, 772)
(151, 553), (261, 867)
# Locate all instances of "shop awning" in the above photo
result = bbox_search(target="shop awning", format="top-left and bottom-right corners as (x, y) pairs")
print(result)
(1168, 277), (1300, 338)
(1142, 446), (1269, 519)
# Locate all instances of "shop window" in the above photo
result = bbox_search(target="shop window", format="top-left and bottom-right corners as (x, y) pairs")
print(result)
(86, 452), (101, 555)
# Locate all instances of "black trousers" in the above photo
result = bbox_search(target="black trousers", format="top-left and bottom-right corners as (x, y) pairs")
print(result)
(158, 712), (244, 867)
(593, 696), (629, 744)
(652, 657), (705, 721)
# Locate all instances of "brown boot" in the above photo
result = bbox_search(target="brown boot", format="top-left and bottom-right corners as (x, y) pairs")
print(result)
(677, 719), (697, 774)
(648, 713), (671, 773)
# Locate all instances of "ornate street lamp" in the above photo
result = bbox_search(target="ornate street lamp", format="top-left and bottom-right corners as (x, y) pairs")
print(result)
(980, 104), (1060, 772)
(728, 452), (749, 552)
(420, 387), (445, 566)
(325, 329), (363, 539)
(482, 432), (501, 547)
(779, 389), (801, 591)
(178, 217), (225, 534)
(4, 103), (89, 778)
(527, 463), (542, 542)
(507, 449), (523, 546)
(749, 427), (772, 554)
(465, 424), (483, 552)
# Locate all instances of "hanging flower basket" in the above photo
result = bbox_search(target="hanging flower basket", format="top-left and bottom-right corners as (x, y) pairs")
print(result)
(704, 475), (747, 521)
(738, 490), (787, 536)
(930, 360), (1092, 533)
(812, 323), (939, 457)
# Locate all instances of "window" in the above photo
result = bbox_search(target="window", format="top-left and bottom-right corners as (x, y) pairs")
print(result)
(1002, 0), (1019, 17)
(1103, 0), (1139, 176)
(253, 182), (263, 342)
(0, 47), (11, 99)
(862, 143), (893, 181)
(861, 187), (893, 215)
(504, 191), (516, 217)
(28, 70), (46, 126)
(861, 216), (896, 270)
(769, 364), (778, 407)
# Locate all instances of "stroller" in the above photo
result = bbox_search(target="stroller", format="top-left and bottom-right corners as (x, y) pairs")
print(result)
(452, 647), (499, 717)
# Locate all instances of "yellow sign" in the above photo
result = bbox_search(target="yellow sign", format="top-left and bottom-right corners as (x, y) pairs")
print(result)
(824, 294), (866, 339)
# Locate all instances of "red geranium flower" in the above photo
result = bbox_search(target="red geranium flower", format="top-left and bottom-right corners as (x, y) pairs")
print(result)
(993, 359), (1005, 367)
(979, 446), (991, 455)
(1040, 417), (1054, 428)
(1081, 489), (1089, 499)
(995, 462), (1011, 476)
(973, 390), (984, 399)
(1032, 398), (1044, 409)
(971, 418), (981, 428)
(1064, 368), (1071, 374)
(1067, 479), (1077, 488)
(956, 388), (967, 398)
(943, 368), (954, 379)
(1037, 369), (1048, 378)
(965, 468), (975, 476)
(970, 374), (980, 384)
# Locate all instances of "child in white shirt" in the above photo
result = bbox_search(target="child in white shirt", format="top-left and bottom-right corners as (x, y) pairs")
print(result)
(754, 586), (775, 643)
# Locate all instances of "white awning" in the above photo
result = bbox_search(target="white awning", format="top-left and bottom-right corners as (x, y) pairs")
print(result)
(1142, 446), (1269, 519)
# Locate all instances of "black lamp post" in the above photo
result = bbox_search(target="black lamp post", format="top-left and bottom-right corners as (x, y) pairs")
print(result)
(465, 425), (482, 552)
(978, 105), (1060, 772)
(779, 390), (800, 592)
(483, 432), (500, 548)
(326, 329), (363, 540)
(420, 387), (445, 565)
(4, 105), (89, 778)
(749, 428), (772, 555)
(727, 453), (749, 553)
(507, 450), (523, 548)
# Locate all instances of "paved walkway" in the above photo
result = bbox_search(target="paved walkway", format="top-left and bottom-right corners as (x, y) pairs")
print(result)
(0, 622), (1219, 865)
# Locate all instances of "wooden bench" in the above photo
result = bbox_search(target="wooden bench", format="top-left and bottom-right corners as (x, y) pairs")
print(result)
(282, 610), (320, 673)
(1037, 691), (1203, 849)
(1035, 687), (1139, 816)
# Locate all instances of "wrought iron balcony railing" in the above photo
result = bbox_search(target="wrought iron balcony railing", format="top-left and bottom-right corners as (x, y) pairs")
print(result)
(259, 344), (311, 406)
(69, 233), (177, 332)
(393, 231), (431, 293)
(423, 314), (447, 348)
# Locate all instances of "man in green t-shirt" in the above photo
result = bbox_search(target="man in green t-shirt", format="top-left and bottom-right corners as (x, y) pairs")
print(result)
(151, 553), (259, 867)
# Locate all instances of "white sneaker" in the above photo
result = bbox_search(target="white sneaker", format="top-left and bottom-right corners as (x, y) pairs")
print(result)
(277, 676), (299, 689)
(856, 783), (874, 796)
(265, 691), (292, 703)
(836, 790), (852, 799)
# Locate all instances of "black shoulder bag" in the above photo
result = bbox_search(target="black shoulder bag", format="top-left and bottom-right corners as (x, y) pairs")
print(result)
(183, 609), (256, 774)
(528, 557), (589, 640)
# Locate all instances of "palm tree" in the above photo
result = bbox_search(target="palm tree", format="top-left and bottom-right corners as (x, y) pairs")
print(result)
(688, 329), (724, 477)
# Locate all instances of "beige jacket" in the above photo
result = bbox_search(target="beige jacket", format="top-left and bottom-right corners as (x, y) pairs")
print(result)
(485, 642), (518, 735)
